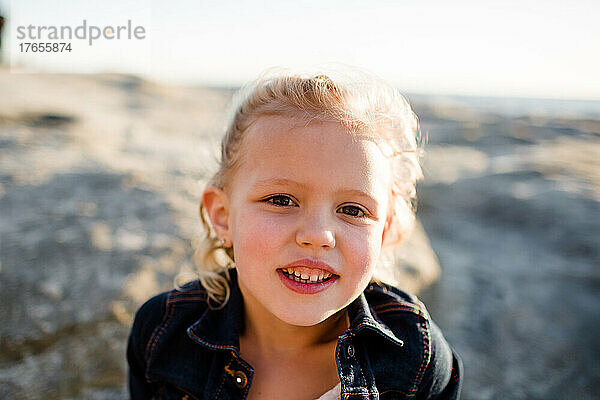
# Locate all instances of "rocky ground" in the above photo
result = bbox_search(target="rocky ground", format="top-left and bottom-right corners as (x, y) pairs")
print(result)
(0, 67), (598, 399)
(413, 100), (600, 399)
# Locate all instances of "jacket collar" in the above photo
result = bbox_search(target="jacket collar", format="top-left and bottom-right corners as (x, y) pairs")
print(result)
(346, 286), (405, 347)
(187, 269), (405, 351)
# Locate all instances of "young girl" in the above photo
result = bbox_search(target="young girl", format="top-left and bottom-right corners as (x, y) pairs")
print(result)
(127, 69), (462, 399)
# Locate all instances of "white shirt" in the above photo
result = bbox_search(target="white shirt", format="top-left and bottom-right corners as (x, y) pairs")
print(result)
(315, 382), (341, 400)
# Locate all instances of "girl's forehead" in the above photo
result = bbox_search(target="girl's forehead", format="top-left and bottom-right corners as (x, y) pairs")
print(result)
(241, 114), (387, 154)
(234, 115), (393, 192)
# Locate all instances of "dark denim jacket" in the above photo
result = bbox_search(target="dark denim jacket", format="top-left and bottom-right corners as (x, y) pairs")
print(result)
(127, 269), (462, 399)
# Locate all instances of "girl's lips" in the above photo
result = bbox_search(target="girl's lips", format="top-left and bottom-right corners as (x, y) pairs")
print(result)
(282, 258), (338, 275)
(277, 269), (338, 295)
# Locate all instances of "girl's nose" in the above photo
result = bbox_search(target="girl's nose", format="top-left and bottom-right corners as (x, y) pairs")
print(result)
(295, 215), (336, 249)
(296, 229), (336, 249)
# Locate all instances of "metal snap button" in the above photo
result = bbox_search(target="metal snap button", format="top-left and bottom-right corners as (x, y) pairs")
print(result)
(347, 343), (355, 358)
(233, 370), (248, 389)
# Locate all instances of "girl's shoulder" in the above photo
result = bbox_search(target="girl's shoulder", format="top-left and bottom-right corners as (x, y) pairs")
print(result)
(128, 280), (210, 358)
(127, 281), (219, 397)
(131, 280), (208, 328)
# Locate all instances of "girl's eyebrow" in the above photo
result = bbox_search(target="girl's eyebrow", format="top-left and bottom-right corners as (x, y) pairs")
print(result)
(338, 188), (379, 204)
(252, 178), (309, 191)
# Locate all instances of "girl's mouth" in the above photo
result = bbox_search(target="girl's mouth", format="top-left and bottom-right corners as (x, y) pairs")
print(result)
(279, 268), (334, 284)
(276, 268), (338, 294)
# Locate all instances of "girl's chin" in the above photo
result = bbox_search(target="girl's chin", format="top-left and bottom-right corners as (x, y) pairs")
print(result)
(273, 309), (339, 328)
(272, 303), (352, 328)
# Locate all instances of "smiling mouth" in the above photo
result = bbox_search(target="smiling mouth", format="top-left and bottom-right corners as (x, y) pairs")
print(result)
(278, 268), (336, 284)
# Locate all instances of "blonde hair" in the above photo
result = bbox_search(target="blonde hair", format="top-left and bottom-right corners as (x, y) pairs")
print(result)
(193, 67), (422, 307)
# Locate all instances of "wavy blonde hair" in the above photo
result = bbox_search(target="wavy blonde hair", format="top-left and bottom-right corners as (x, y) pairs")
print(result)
(193, 67), (422, 308)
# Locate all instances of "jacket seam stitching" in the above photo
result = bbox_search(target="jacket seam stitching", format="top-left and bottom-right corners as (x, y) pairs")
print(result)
(372, 301), (419, 309)
(212, 363), (228, 400)
(410, 320), (431, 396)
(341, 392), (379, 397)
(188, 327), (239, 351)
(380, 388), (413, 396)
(169, 383), (202, 400)
(169, 295), (208, 302)
(145, 292), (176, 368)
(372, 302), (427, 318)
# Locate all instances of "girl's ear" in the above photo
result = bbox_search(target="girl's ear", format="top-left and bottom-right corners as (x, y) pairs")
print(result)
(381, 212), (395, 246)
(202, 186), (231, 240)
(382, 206), (410, 248)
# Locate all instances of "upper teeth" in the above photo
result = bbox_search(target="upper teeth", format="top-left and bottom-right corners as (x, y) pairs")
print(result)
(282, 268), (332, 283)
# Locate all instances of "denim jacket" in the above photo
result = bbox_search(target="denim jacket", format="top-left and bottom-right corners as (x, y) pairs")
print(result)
(127, 269), (462, 399)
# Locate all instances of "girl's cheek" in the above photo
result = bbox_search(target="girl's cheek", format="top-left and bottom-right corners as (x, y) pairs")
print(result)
(345, 226), (382, 267)
(234, 213), (290, 254)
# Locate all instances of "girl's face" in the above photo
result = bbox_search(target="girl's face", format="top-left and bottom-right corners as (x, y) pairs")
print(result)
(221, 115), (392, 326)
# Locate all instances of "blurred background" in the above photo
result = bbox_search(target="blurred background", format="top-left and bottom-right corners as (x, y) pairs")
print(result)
(0, 1), (598, 399)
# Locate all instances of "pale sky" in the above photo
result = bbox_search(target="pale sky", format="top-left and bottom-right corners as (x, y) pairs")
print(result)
(2, 0), (599, 99)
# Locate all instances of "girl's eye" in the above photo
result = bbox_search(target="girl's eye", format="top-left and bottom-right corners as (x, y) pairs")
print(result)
(337, 205), (366, 217)
(265, 195), (296, 207)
